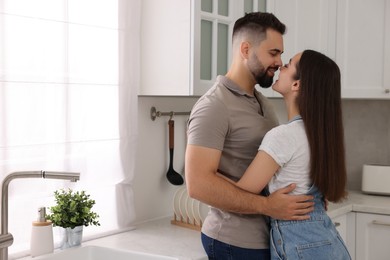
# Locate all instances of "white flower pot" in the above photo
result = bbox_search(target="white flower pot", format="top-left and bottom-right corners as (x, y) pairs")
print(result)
(60, 226), (83, 249)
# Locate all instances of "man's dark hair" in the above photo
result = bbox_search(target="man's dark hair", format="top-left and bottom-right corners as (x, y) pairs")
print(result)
(233, 12), (286, 40)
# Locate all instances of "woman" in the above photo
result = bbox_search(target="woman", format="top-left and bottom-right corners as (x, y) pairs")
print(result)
(220, 50), (351, 259)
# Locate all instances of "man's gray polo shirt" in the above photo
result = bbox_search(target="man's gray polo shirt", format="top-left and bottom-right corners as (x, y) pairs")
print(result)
(187, 75), (279, 249)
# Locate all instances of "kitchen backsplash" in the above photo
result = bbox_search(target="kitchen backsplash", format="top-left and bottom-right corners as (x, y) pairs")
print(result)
(134, 96), (390, 224)
(342, 100), (390, 189)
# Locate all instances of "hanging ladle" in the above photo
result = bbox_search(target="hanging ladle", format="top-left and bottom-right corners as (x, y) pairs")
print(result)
(166, 118), (184, 185)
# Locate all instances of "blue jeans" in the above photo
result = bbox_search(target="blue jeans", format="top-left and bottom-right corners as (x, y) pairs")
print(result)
(201, 233), (270, 260)
(270, 187), (351, 260)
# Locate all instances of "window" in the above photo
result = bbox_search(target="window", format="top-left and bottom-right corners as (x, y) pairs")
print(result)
(0, 0), (139, 256)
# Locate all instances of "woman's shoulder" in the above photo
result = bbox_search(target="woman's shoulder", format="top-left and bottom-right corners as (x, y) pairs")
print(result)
(266, 122), (291, 136)
(263, 121), (305, 146)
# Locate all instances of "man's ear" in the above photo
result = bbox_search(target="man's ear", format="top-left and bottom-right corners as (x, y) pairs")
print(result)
(240, 41), (250, 59)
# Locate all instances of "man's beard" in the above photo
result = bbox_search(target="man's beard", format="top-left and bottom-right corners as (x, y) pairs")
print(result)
(249, 53), (275, 88)
(255, 71), (274, 88)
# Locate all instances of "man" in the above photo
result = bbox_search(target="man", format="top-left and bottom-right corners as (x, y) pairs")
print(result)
(185, 12), (314, 259)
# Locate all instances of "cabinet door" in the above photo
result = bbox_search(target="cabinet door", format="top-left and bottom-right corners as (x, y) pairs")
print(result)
(356, 212), (390, 260)
(140, 0), (191, 96)
(332, 214), (347, 242)
(266, 0), (338, 97)
(336, 0), (390, 99)
(331, 212), (356, 260)
(192, 0), (236, 95)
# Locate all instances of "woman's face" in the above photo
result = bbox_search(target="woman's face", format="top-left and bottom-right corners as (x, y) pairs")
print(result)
(272, 52), (302, 96)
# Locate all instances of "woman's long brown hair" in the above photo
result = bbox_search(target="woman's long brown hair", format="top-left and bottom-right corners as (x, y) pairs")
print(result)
(295, 50), (347, 202)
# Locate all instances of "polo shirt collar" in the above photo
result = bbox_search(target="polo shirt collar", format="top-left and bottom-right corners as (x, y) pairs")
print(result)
(217, 75), (255, 97)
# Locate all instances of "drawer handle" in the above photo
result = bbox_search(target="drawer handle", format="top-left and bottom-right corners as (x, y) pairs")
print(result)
(372, 220), (390, 226)
(334, 222), (340, 227)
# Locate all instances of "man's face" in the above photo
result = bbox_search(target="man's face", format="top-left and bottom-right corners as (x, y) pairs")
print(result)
(247, 29), (284, 88)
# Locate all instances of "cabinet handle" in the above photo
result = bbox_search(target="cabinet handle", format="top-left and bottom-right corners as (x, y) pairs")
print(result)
(372, 220), (390, 226)
(334, 222), (341, 227)
(385, 89), (390, 94)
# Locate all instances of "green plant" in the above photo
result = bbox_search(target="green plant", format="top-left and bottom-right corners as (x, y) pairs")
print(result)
(46, 189), (100, 229)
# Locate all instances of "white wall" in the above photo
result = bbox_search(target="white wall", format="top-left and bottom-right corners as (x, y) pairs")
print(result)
(342, 100), (390, 189)
(133, 96), (199, 223)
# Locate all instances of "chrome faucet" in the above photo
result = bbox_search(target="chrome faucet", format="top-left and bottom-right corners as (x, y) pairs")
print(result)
(0, 171), (80, 260)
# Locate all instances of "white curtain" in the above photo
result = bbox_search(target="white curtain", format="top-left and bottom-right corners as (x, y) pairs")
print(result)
(0, 0), (139, 256)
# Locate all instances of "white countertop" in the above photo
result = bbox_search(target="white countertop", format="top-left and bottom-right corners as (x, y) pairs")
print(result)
(81, 218), (207, 260)
(327, 190), (390, 218)
(17, 190), (390, 260)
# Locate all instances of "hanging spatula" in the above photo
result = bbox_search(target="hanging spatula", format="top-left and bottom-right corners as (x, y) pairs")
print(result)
(166, 119), (184, 185)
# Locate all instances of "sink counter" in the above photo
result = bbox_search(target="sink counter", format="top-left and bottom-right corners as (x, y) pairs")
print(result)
(17, 190), (390, 260)
(16, 217), (207, 260)
(81, 218), (207, 260)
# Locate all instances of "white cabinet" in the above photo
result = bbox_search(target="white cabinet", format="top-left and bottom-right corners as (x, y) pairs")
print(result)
(356, 212), (390, 260)
(267, 0), (337, 59)
(140, 0), (390, 98)
(140, 0), (191, 96)
(140, 0), (267, 96)
(192, 0), (236, 96)
(335, 0), (390, 99)
(332, 214), (348, 244)
(332, 212), (356, 260)
(330, 211), (390, 260)
(268, 0), (390, 99)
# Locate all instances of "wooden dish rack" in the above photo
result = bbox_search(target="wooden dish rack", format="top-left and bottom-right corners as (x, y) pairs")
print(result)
(171, 186), (205, 231)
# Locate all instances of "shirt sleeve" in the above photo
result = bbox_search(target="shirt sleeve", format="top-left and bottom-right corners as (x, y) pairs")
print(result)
(259, 125), (295, 167)
(187, 96), (229, 151)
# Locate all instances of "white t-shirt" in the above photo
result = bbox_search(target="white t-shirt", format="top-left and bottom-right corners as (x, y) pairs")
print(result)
(259, 119), (312, 195)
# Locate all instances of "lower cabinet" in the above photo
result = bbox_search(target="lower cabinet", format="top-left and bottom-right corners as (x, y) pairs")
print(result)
(332, 212), (390, 260)
(332, 212), (356, 260)
(332, 213), (347, 241)
(356, 213), (390, 260)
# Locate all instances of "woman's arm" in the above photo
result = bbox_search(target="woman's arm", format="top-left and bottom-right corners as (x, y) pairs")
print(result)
(223, 150), (280, 194)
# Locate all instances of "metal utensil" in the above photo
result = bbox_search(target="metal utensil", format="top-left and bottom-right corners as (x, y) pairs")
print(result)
(166, 119), (184, 185)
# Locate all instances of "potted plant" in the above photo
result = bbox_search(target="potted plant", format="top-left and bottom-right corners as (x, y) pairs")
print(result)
(46, 189), (100, 249)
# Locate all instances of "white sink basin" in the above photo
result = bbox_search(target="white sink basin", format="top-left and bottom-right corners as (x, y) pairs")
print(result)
(33, 246), (179, 260)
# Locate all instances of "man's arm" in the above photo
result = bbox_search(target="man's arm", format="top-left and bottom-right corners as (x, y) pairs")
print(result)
(185, 144), (314, 220)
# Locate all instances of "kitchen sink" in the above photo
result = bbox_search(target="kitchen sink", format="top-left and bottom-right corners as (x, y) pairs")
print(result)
(33, 245), (179, 260)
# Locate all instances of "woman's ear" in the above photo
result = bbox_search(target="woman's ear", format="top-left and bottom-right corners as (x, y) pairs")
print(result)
(291, 80), (300, 92)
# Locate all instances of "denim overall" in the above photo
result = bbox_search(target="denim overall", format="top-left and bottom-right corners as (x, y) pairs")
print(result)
(269, 186), (351, 260)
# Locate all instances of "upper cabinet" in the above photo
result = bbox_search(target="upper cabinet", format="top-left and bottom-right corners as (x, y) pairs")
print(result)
(140, 0), (191, 96)
(335, 0), (390, 99)
(266, 0), (390, 99)
(140, 0), (390, 99)
(139, 0), (267, 96)
(192, 0), (235, 96)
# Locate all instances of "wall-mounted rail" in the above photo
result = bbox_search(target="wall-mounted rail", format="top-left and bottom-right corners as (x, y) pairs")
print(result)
(150, 106), (191, 121)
